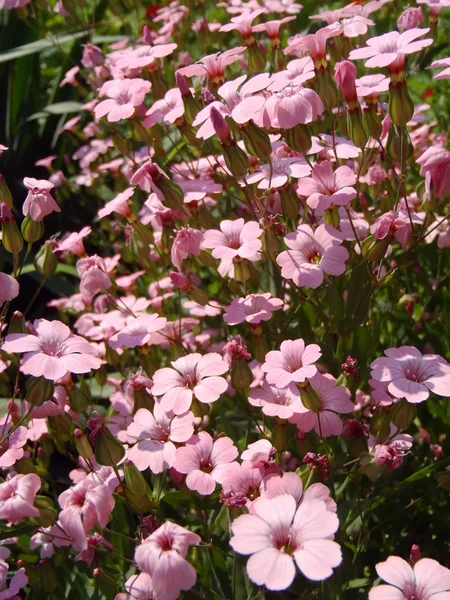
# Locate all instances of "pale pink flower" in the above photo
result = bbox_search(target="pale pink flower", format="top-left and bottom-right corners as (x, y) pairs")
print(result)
(417, 0), (450, 17)
(22, 177), (60, 221)
(58, 481), (115, 550)
(94, 78), (152, 122)
(348, 29), (433, 71)
(276, 224), (349, 289)
(81, 42), (103, 68)
(76, 255), (112, 297)
(98, 188), (134, 219)
(221, 460), (267, 506)
(202, 218), (263, 262)
(284, 23), (341, 60)
(296, 160), (357, 211)
(289, 373), (354, 436)
(230, 494), (342, 589)
(113, 43), (177, 72)
(152, 353), (229, 414)
(0, 422), (27, 468)
(249, 381), (306, 418)
(2, 319), (102, 381)
(171, 228), (204, 271)
(268, 57), (315, 92)
(371, 210), (419, 249)
(224, 293), (283, 325)
(126, 405), (194, 473)
(0, 274), (19, 307)
(246, 154), (311, 189)
(219, 8), (266, 39)
(177, 47), (246, 84)
(174, 431), (238, 495)
(252, 16), (296, 42)
(0, 561), (28, 600)
(241, 439), (276, 468)
(134, 522), (200, 600)
(417, 146), (450, 200)
(144, 88), (185, 128)
(0, 474), (41, 524)
(369, 556), (450, 600)
(370, 346), (450, 403)
(429, 56), (450, 80)
(55, 226), (91, 258)
(108, 314), (168, 350)
(308, 134), (361, 159)
(262, 338), (322, 388)
(355, 74), (390, 97)
(116, 573), (161, 600)
(75, 533), (115, 566)
(262, 86), (324, 129)
(59, 65), (80, 87)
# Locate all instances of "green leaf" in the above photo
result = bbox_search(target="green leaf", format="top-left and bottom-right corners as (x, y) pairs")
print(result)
(28, 101), (83, 121)
(0, 30), (89, 64)
(0, 525), (36, 540)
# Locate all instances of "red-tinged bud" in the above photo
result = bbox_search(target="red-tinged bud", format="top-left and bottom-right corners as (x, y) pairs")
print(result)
(169, 271), (209, 305)
(74, 429), (93, 459)
(93, 568), (102, 578)
(341, 355), (359, 381)
(0, 175), (13, 208)
(302, 452), (331, 482)
(25, 376), (54, 407)
(8, 311), (26, 334)
(210, 106), (231, 144)
(389, 81), (414, 127)
(0, 203), (23, 254)
(176, 71), (191, 97)
(224, 340), (253, 390)
(334, 60), (358, 105)
(410, 544), (422, 564)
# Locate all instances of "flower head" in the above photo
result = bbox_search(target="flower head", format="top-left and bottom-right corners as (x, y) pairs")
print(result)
(0, 474), (41, 524)
(23, 177), (60, 221)
(94, 78), (152, 122)
(224, 293), (283, 325)
(262, 338), (322, 388)
(296, 160), (357, 212)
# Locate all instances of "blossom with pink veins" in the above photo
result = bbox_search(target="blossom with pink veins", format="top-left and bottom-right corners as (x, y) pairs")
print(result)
(371, 210), (421, 249)
(289, 373), (354, 436)
(370, 345), (450, 403)
(54, 226), (91, 258)
(249, 381), (307, 419)
(22, 177), (60, 221)
(262, 471), (337, 513)
(417, 146), (450, 201)
(76, 255), (112, 297)
(308, 134), (361, 159)
(230, 493), (342, 590)
(171, 227), (204, 271)
(369, 556), (450, 600)
(268, 57), (315, 92)
(296, 160), (357, 212)
(202, 218), (263, 264)
(355, 74), (390, 98)
(429, 56), (450, 80)
(0, 273), (19, 307)
(152, 353), (229, 414)
(0, 420), (27, 468)
(174, 431), (238, 495)
(348, 28), (433, 72)
(0, 474), (41, 524)
(176, 47), (247, 85)
(58, 480), (115, 550)
(224, 293), (283, 325)
(252, 16), (296, 43)
(261, 85), (324, 129)
(0, 560), (28, 600)
(241, 439), (276, 468)
(219, 8), (266, 39)
(143, 88), (185, 128)
(276, 224), (349, 289)
(245, 153), (311, 189)
(126, 405), (194, 473)
(134, 521), (200, 600)
(193, 73), (271, 140)
(2, 318), (102, 381)
(94, 78), (152, 122)
(108, 314), (168, 350)
(221, 460), (269, 507)
(284, 23), (341, 61)
(262, 338), (322, 388)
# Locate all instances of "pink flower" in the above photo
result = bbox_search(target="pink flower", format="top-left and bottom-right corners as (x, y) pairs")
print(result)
(252, 16), (296, 43)
(296, 161), (357, 212)
(108, 314), (168, 350)
(134, 521), (200, 600)
(219, 8), (266, 39)
(55, 226), (91, 258)
(0, 474), (41, 524)
(144, 88), (185, 128)
(171, 228), (204, 272)
(429, 57), (450, 80)
(58, 481), (115, 550)
(75, 533), (115, 566)
(262, 471), (337, 513)
(174, 431), (238, 495)
(221, 460), (267, 507)
(262, 339), (322, 388)
(371, 210), (419, 249)
(126, 405), (194, 473)
(262, 86), (324, 129)
(94, 78), (152, 122)
(0, 274), (19, 307)
(246, 154), (311, 189)
(348, 29), (433, 72)
(0, 562), (28, 600)
(2, 319), (102, 381)
(203, 218), (263, 262)
(417, 146), (450, 201)
(276, 224), (349, 289)
(369, 556), (450, 600)
(152, 353), (229, 414)
(249, 381), (306, 418)
(177, 47), (246, 84)
(23, 177), (60, 221)
(224, 293), (283, 325)
(241, 439), (276, 468)
(370, 346), (450, 403)
(76, 255), (112, 297)
(98, 188), (134, 219)
(116, 573), (160, 600)
(0, 422), (27, 468)
(355, 74), (390, 98)
(284, 23), (341, 60)
(289, 373), (354, 436)
(230, 493), (342, 590)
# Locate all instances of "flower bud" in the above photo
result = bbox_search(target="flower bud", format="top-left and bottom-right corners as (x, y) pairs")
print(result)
(87, 414), (125, 466)
(233, 258), (252, 283)
(397, 7), (424, 32)
(324, 206), (341, 227)
(224, 340), (253, 391)
(69, 385), (91, 412)
(299, 384), (322, 413)
(34, 496), (58, 529)
(34, 241), (58, 277)
(111, 132), (130, 155)
(0, 175), (13, 208)
(363, 105), (382, 140)
(241, 122), (272, 160)
(272, 419), (289, 451)
(48, 413), (73, 437)
(169, 271), (209, 305)
(389, 81), (414, 127)
(40, 560), (58, 592)
(26, 376), (55, 406)
(386, 125), (414, 162)
(223, 142), (249, 179)
(124, 459), (148, 496)
(210, 107), (232, 144)
(284, 124), (312, 154)
(348, 109), (368, 149)
(149, 69), (168, 100)
(391, 398), (417, 429)
(21, 215), (45, 243)
(8, 311), (26, 335)
(247, 43), (267, 74)
(0, 203), (23, 254)
(74, 429), (93, 459)
(279, 185), (300, 220)
(316, 68), (339, 112)
(334, 60), (358, 105)
(410, 544), (422, 564)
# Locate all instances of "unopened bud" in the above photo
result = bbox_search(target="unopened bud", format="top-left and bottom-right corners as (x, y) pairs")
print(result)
(391, 398), (417, 429)
(8, 311), (26, 334)
(279, 185), (299, 220)
(241, 122), (272, 160)
(285, 124), (312, 154)
(21, 215), (45, 244)
(26, 376), (54, 407)
(247, 43), (266, 74)
(0, 203), (23, 254)
(410, 544), (421, 564)
(0, 175), (13, 208)
(74, 429), (93, 459)
(348, 109), (368, 149)
(223, 142), (249, 179)
(363, 105), (382, 140)
(389, 81), (414, 127)
(35, 241), (58, 277)
(124, 459), (148, 496)
(210, 107), (231, 144)
(300, 384), (322, 413)
(386, 125), (414, 162)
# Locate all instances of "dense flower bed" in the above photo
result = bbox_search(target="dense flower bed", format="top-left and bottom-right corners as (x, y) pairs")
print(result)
(1, 0), (450, 598)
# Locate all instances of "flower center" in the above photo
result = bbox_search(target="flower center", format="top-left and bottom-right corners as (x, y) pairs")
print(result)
(308, 251), (322, 264)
